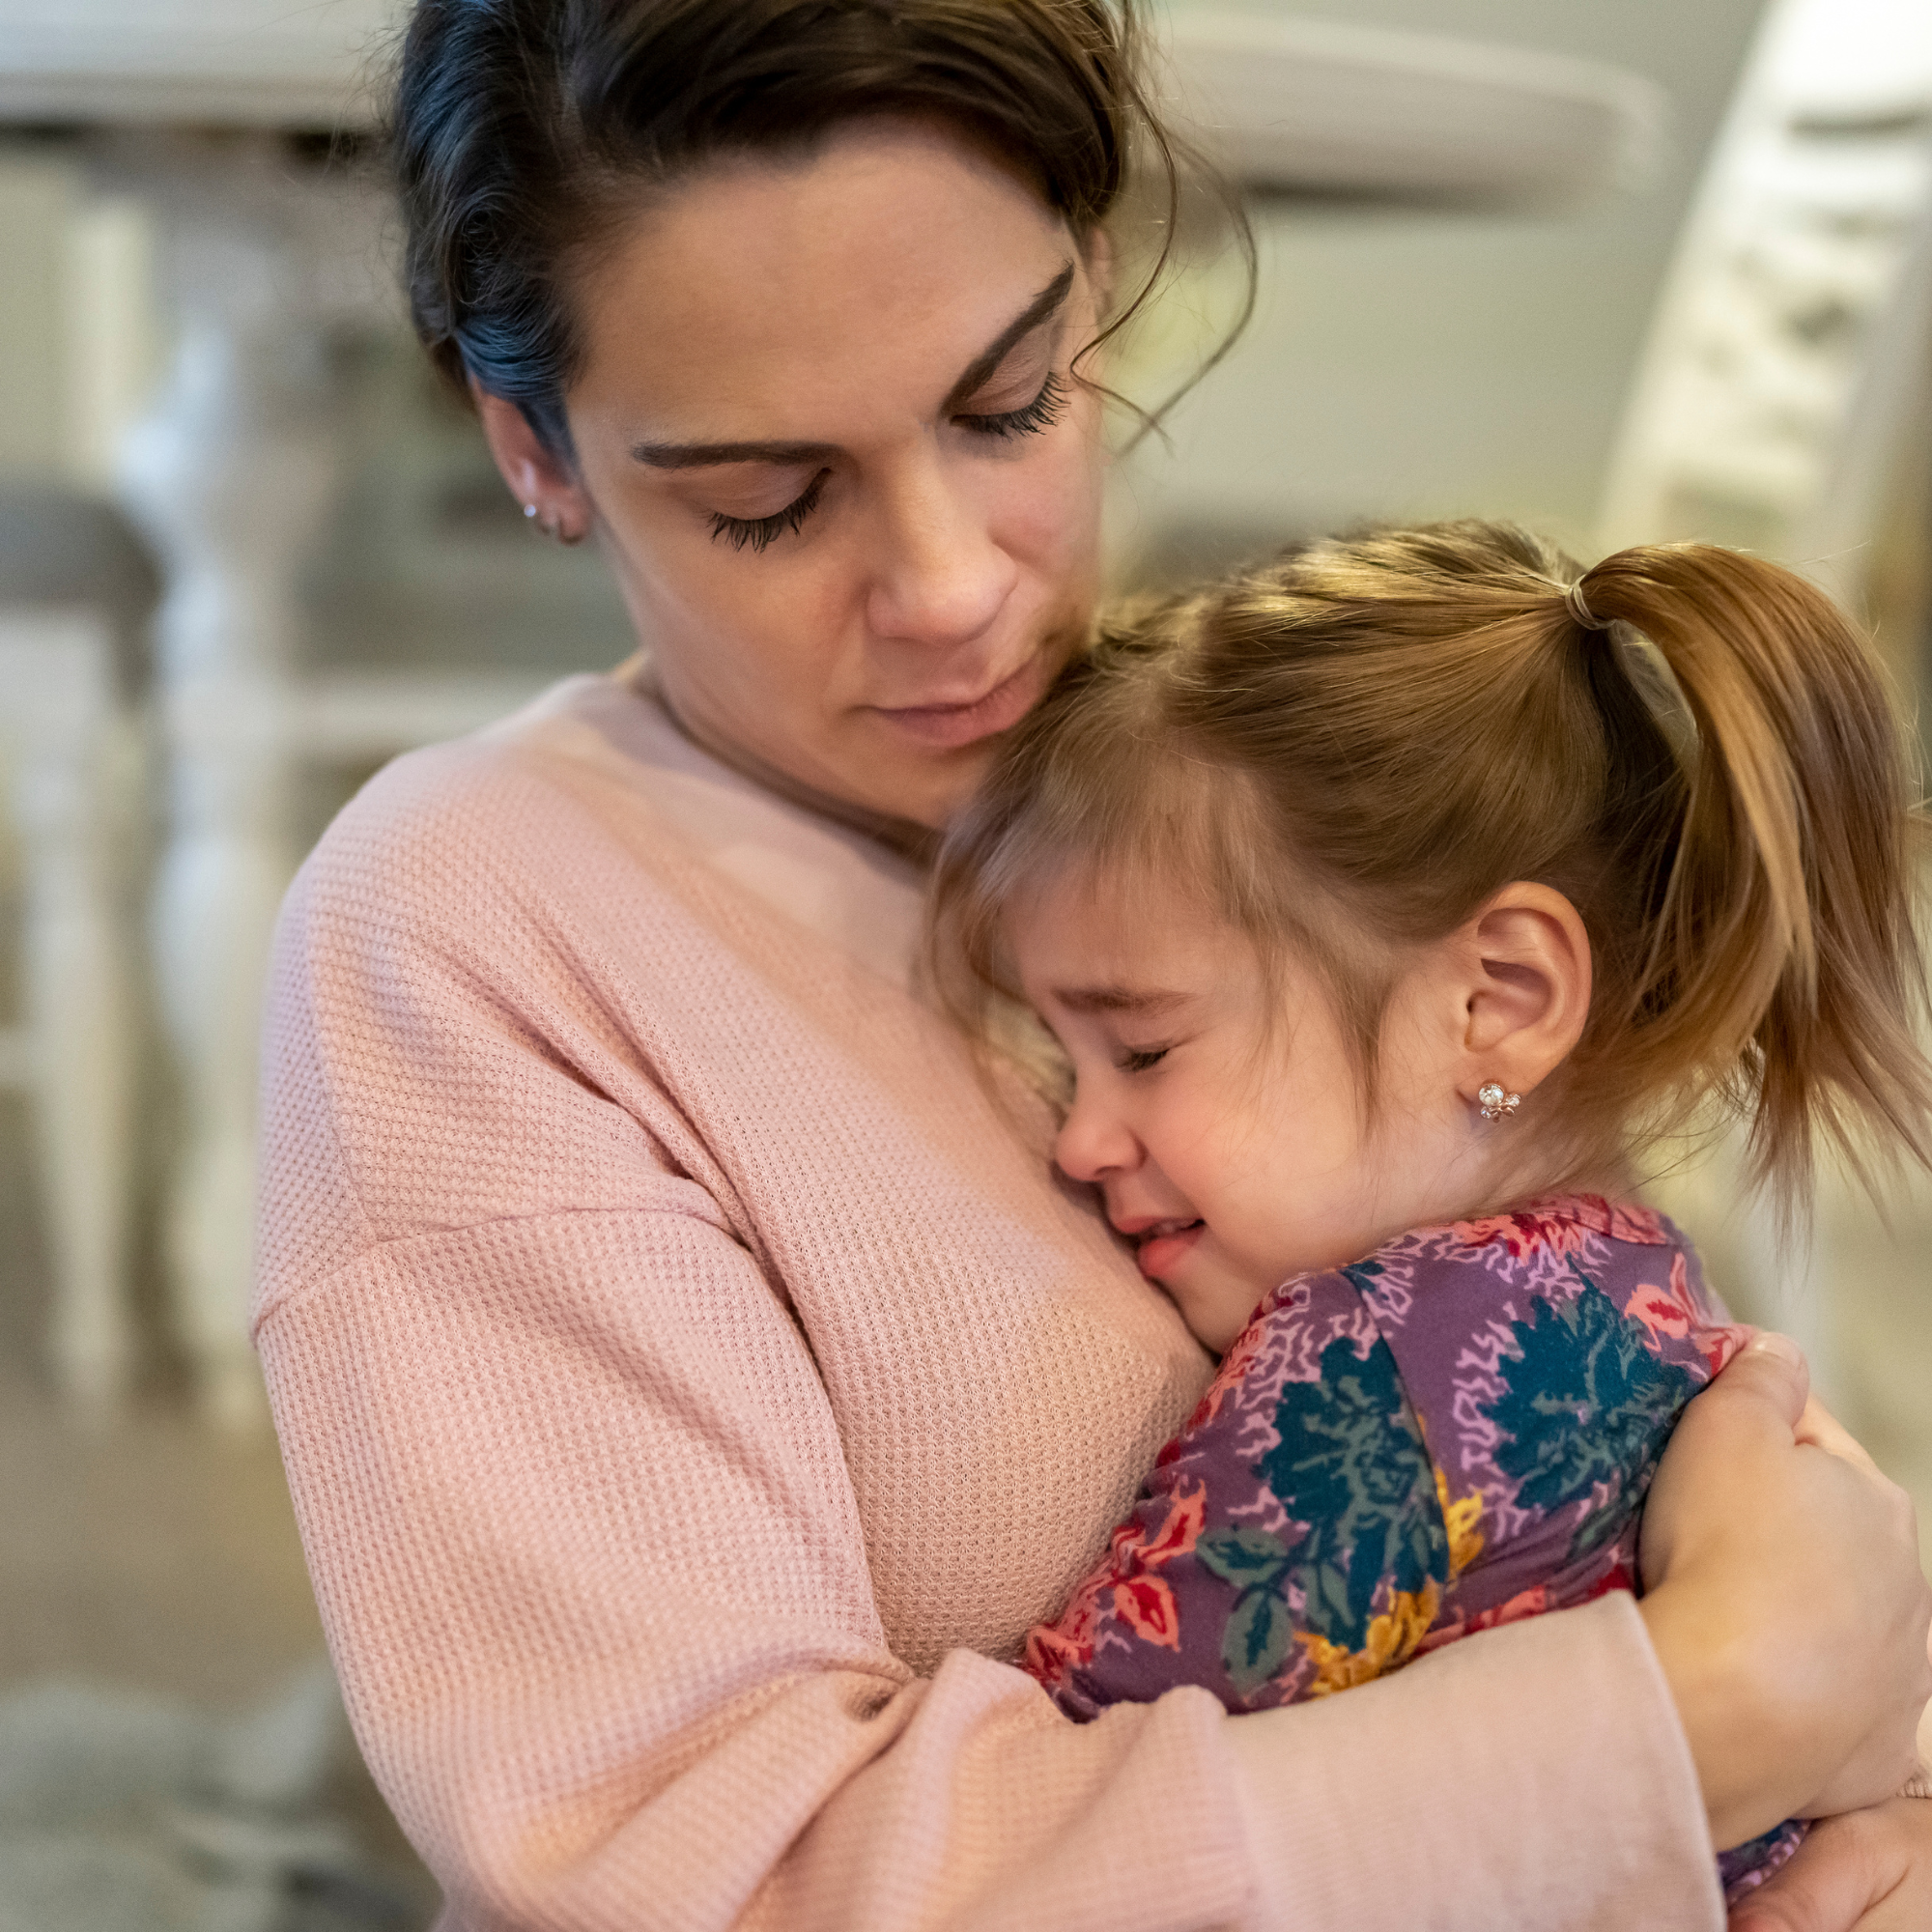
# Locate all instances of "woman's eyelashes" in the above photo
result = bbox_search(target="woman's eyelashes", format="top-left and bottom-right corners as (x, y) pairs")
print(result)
(953, 369), (1068, 440)
(701, 369), (1068, 551)
(707, 469), (830, 554)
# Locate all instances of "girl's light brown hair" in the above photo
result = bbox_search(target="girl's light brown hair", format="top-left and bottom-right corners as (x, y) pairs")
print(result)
(929, 520), (1932, 1208)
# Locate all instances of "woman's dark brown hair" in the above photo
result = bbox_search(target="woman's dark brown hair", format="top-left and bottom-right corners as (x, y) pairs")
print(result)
(931, 522), (1932, 1210)
(391, 0), (1245, 458)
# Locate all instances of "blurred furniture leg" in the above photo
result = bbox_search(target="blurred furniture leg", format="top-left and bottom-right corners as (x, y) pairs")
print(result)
(122, 282), (342, 1431)
(1596, 0), (1932, 1402)
(0, 610), (139, 1411)
(115, 147), (560, 1426)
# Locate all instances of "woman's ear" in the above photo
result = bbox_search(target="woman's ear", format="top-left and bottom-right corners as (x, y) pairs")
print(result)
(1448, 883), (1593, 1110)
(472, 384), (593, 542)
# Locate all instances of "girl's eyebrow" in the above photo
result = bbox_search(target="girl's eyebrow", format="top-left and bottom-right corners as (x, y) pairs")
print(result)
(1054, 986), (1189, 1016)
(629, 261), (1076, 470)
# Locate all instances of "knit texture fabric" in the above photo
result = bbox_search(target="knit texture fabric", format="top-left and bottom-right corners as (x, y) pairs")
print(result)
(255, 673), (1722, 1931)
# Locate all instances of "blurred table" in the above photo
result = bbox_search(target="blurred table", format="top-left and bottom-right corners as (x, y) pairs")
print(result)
(0, 3), (1664, 1424)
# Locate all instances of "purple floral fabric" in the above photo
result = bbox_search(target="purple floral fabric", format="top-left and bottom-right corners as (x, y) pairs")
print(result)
(1025, 1193), (1804, 1905)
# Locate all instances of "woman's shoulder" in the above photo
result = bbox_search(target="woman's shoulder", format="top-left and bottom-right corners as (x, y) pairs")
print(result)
(289, 670), (925, 980)
(293, 674), (677, 920)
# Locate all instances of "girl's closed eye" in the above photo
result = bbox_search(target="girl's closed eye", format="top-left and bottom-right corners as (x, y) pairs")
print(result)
(1117, 1044), (1171, 1073)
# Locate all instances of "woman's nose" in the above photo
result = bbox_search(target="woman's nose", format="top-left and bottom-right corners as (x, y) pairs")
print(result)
(1055, 1094), (1138, 1185)
(864, 454), (1017, 648)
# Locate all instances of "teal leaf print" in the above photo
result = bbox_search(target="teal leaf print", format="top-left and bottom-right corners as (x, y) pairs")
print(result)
(1197, 1527), (1293, 1587)
(1255, 1334), (1449, 1653)
(1490, 1273), (1695, 1559)
(1224, 1586), (1294, 1690)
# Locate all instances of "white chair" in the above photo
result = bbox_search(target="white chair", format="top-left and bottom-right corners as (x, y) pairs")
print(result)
(1596, 0), (1932, 1399)
(0, 607), (141, 1411)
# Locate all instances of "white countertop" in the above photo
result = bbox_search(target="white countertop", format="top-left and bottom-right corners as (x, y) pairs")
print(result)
(0, 0), (1663, 204)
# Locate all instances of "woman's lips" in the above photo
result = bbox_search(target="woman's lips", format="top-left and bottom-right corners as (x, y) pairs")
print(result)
(1135, 1220), (1205, 1281)
(867, 659), (1042, 751)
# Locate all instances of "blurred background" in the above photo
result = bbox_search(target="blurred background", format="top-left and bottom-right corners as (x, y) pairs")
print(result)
(0, 0), (1926, 1925)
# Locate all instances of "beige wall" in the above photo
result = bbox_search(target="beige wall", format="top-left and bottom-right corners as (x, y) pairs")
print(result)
(1123, 0), (1771, 560)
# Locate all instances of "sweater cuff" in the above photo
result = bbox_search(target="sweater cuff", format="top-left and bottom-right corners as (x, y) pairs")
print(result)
(1226, 1592), (1723, 1932)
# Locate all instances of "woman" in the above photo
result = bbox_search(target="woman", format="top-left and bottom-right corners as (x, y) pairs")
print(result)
(257, 3), (1932, 1926)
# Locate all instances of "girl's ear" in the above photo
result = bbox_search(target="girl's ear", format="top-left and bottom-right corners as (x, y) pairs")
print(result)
(1449, 882), (1593, 1108)
(473, 384), (593, 541)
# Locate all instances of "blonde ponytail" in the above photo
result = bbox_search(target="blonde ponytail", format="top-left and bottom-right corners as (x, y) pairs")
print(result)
(1568, 544), (1931, 1203)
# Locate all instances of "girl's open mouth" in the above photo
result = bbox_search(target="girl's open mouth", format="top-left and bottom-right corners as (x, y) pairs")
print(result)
(1136, 1219), (1205, 1280)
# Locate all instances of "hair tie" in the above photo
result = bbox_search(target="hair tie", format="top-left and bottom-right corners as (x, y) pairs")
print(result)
(1563, 578), (1612, 632)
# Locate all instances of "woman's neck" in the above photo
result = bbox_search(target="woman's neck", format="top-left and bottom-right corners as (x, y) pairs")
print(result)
(617, 653), (941, 868)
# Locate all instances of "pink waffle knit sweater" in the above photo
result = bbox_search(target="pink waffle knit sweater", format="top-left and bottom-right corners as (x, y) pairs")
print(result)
(255, 672), (1722, 1931)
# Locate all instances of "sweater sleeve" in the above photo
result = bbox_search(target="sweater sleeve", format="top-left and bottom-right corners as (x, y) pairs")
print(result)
(253, 761), (1723, 1932)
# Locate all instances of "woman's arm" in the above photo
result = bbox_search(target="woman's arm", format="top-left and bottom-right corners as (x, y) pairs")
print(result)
(256, 744), (1913, 1932)
(264, 1221), (1720, 1932)
(1727, 1800), (1932, 1930)
(1638, 1335), (1932, 1847)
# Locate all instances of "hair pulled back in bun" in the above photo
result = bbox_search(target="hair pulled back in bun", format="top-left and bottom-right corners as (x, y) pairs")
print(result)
(390, 0), (1240, 458)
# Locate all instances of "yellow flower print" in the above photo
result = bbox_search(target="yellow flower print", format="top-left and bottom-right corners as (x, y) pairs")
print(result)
(1297, 1580), (1442, 1696)
(1435, 1467), (1485, 1579)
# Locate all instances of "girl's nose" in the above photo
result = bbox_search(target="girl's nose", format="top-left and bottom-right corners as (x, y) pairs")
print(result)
(864, 455), (1016, 648)
(1054, 1094), (1138, 1185)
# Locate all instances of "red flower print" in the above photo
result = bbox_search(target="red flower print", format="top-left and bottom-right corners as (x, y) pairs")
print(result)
(1176, 1322), (1266, 1440)
(1630, 1254), (1744, 1377)
(1138, 1484), (1206, 1567)
(1113, 1575), (1182, 1649)
(1602, 1199), (1670, 1246)
(1103, 1480), (1205, 1575)
(1415, 1583), (1550, 1657)
(1697, 1321), (1747, 1379)
(1025, 1618), (1087, 1684)
(1629, 1283), (1691, 1345)
(1452, 1209), (1593, 1260)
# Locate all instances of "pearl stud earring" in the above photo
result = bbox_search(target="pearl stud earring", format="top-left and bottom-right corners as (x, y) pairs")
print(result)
(1477, 1081), (1521, 1122)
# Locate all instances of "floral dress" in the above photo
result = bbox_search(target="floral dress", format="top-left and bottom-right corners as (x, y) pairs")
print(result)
(1024, 1194), (1804, 1905)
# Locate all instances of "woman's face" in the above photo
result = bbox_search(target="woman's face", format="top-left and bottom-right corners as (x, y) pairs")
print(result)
(481, 118), (1109, 829)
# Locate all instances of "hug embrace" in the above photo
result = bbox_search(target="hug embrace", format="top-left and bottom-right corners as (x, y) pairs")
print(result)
(255, 2), (1932, 1927)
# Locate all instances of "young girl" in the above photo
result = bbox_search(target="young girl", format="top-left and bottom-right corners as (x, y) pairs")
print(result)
(927, 521), (1932, 1907)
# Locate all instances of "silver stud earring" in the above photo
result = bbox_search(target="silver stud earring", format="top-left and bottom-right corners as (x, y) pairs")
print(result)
(526, 500), (582, 546)
(1477, 1081), (1521, 1122)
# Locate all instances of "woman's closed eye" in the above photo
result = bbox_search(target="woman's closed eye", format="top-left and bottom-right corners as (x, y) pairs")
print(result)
(707, 469), (831, 553)
(952, 369), (1068, 440)
(703, 367), (1067, 552)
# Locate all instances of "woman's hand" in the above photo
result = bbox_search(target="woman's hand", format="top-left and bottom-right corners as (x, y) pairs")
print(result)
(1637, 1332), (1931, 1850)
(1727, 1799), (1932, 1930)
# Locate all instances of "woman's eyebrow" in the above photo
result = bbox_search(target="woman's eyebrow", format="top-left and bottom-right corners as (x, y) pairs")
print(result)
(630, 436), (837, 470)
(628, 261), (1076, 470)
(940, 261), (1075, 412)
